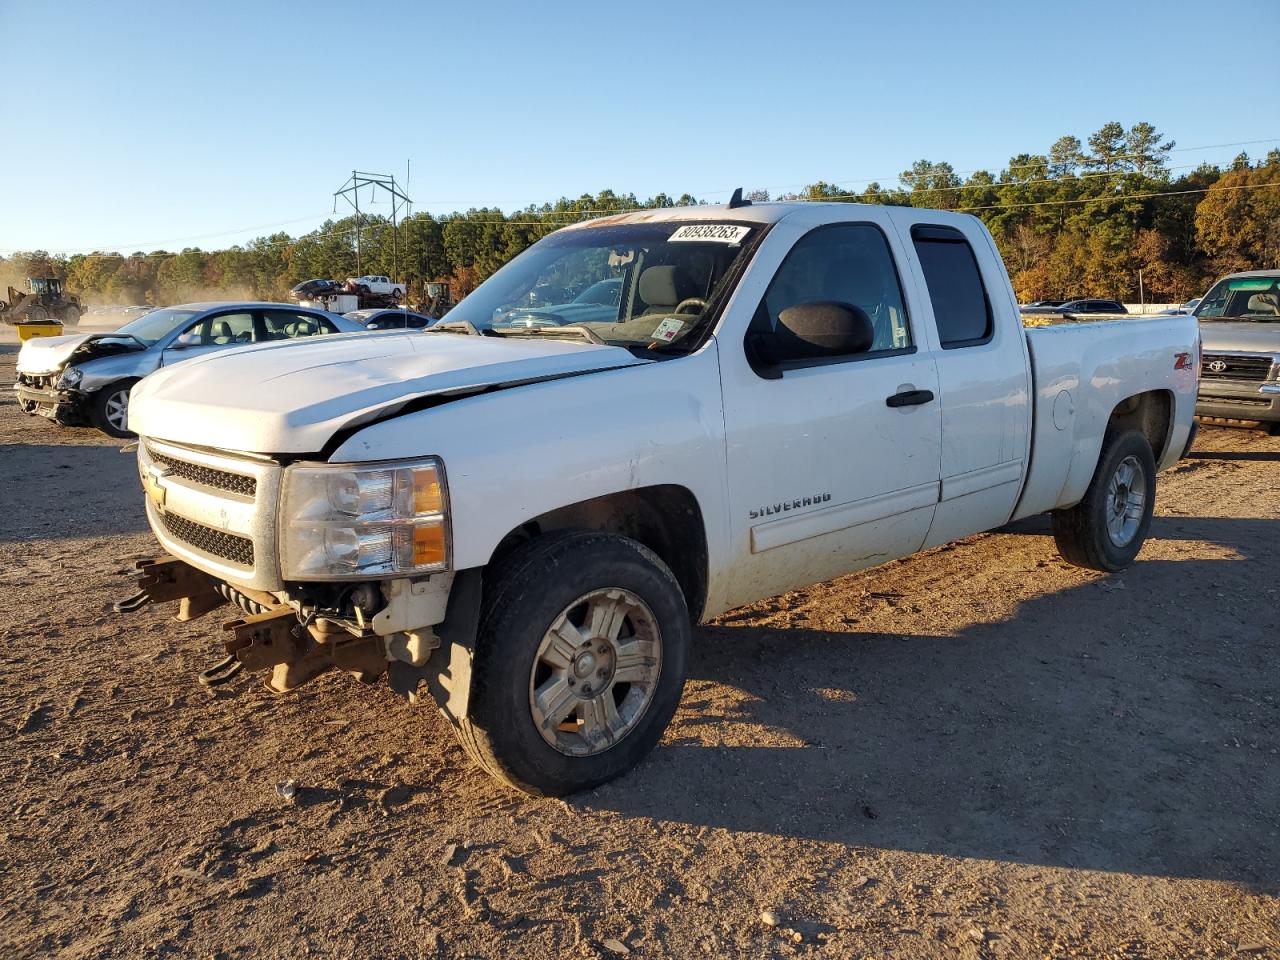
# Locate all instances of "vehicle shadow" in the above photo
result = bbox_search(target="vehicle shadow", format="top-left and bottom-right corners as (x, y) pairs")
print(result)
(0, 442), (148, 543)
(584, 548), (1278, 890)
(999, 513), (1277, 555)
(1192, 449), (1280, 462)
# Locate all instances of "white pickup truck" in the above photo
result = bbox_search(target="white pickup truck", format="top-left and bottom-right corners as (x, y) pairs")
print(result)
(121, 201), (1199, 795)
(345, 275), (406, 300)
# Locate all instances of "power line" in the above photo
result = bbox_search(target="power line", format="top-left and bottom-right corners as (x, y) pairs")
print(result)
(5, 147), (1278, 257)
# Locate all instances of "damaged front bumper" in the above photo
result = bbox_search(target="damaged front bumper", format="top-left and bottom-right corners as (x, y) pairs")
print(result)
(114, 554), (481, 717)
(13, 375), (90, 425)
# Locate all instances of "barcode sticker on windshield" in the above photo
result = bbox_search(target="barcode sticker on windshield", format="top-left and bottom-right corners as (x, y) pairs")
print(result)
(651, 318), (686, 342)
(669, 224), (751, 244)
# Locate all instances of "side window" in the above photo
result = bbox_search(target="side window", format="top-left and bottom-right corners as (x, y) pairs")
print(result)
(263, 310), (336, 339)
(750, 223), (912, 362)
(194, 311), (254, 345)
(911, 225), (993, 348)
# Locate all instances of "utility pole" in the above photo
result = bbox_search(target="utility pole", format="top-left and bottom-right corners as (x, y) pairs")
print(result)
(334, 171), (412, 282)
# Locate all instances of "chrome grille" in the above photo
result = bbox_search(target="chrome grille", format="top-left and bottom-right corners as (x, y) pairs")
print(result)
(158, 512), (255, 567)
(1201, 354), (1275, 382)
(147, 445), (257, 498)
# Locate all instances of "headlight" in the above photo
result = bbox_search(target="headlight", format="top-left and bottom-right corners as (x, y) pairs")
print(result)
(279, 458), (449, 580)
(58, 367), (83, 389)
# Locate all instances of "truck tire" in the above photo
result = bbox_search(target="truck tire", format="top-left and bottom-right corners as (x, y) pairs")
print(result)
(1051, 429), (1156, 572)
(61, 305), (81, 328)
(456, 530), (690, 796)
(90, 380), (138, 438)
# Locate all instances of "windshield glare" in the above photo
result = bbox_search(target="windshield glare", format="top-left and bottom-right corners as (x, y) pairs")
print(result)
(442, 222), (757, 352)
(1195, 277), (1280, 322)
(113, 307), (200, 344)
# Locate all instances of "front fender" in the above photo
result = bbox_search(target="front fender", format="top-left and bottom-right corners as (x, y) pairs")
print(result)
(77, 351), (160, 392)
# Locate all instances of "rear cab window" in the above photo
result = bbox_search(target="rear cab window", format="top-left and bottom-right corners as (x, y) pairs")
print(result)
(910, 225), (993, 349)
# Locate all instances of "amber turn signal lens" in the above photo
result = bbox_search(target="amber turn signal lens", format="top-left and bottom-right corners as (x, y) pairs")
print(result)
(412, 522), (447, 567)
(412, 467), (444, 515)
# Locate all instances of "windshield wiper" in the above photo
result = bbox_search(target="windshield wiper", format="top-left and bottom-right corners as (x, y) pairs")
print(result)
(494, 325), (608, 346)
(424, 319), (493, 337)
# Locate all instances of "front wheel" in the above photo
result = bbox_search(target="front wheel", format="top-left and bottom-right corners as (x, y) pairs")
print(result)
(455, 531), (690, 796)
(1051, 429), (1156, 571)
(90, 381), (136, 438)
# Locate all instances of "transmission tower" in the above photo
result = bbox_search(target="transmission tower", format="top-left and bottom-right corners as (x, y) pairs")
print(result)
(333, 171), (412, 280)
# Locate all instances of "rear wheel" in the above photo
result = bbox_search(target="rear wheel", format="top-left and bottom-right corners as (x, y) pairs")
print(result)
(1051, 429), (1156, 571)
(61, 306), (80, 328)
(90, 380), (137, 438)
(455, 531), (690, 796)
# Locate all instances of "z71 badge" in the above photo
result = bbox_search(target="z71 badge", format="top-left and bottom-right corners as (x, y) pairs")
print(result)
(750, 493), (831, 520)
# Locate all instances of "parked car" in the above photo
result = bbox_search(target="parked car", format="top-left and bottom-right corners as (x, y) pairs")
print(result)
(346, 308), (436, 330)
(1023, 299), (1067, 308)
(493, 277), (624, 328)
(121, 202), (1197, 796)
(1024, 299), (1128, 316)
(291, 279), (340, 300)
(346, 275), (406, 300)
(14, 302), (363, 438)
(1192, 270), (1280, 431)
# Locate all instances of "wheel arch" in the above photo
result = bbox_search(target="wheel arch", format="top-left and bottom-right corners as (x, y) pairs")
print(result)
(486, 484), (709, 623)
(1104, 389), (1173, 463)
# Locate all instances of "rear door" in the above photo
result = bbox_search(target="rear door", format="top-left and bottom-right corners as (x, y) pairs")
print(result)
(890, 214), (1031, 546)
(717, 209), (942, 609)
(260, 308), (339, 340)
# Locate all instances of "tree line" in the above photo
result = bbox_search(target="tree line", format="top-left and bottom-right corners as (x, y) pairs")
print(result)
(3, 123), (1277, 308)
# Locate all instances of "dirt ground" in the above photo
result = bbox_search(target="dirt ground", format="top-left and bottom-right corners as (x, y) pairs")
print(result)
(0, 340), (1276, 959)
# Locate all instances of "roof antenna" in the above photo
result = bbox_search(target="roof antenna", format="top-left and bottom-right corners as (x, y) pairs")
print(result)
(727, 187), (750, 209)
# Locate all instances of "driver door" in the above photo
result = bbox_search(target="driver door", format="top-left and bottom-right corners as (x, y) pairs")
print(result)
(716, 214), (942, 610)
(160, 309), (256, 365)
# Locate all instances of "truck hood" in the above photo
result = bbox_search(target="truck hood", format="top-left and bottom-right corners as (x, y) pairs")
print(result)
(1197, 321), (1280, 354)
(129, 331), (646, 455)
(16, 332), (147, 375)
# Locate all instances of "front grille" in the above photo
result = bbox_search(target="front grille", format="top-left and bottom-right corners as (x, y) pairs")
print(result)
(17, 372), (55, 390)
(1201, 354), (1275, 381)
(159, 511), (255, 567)
(147, 446), (257, 498)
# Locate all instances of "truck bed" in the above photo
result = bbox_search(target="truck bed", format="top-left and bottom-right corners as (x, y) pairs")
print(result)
(1013, 315), (1198, 521)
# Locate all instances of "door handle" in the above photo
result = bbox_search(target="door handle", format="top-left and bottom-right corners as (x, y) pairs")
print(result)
(886, 389), (935, 408)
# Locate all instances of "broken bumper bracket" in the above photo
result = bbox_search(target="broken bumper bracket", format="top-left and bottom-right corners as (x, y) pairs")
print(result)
(114, 556), (227, 619)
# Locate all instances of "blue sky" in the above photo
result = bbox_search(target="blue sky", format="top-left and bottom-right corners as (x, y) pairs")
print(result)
(2, 0), (1277, 254)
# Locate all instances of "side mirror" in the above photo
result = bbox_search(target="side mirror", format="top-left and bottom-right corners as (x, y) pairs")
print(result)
(751, 301), (874, 370)
(171, 332), (201, 349)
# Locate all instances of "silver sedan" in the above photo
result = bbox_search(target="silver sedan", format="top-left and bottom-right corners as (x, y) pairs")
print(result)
(14, 302), (365, 437)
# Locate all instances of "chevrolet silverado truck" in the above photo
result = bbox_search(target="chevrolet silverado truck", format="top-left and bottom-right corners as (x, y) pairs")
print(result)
(119, 200), (1199, 796)
(1191, 270), (1280, 432)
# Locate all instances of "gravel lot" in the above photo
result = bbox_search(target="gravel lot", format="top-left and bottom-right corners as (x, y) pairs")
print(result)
(0, 339), (1276, 959)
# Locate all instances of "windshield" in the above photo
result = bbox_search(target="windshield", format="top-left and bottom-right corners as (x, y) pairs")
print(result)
(442, 222), (759, 353)
(112, 307), (200, 345)
(1195, 277), (1280, 322)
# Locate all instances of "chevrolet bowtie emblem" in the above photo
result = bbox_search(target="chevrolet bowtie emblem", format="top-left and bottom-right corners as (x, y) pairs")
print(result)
(143, 463), (170, 512)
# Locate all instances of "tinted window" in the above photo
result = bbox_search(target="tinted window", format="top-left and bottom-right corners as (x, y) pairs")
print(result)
(911, 226), (992, 348)
(263, 310), (335, 339)
(751, 223), (912, 360)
